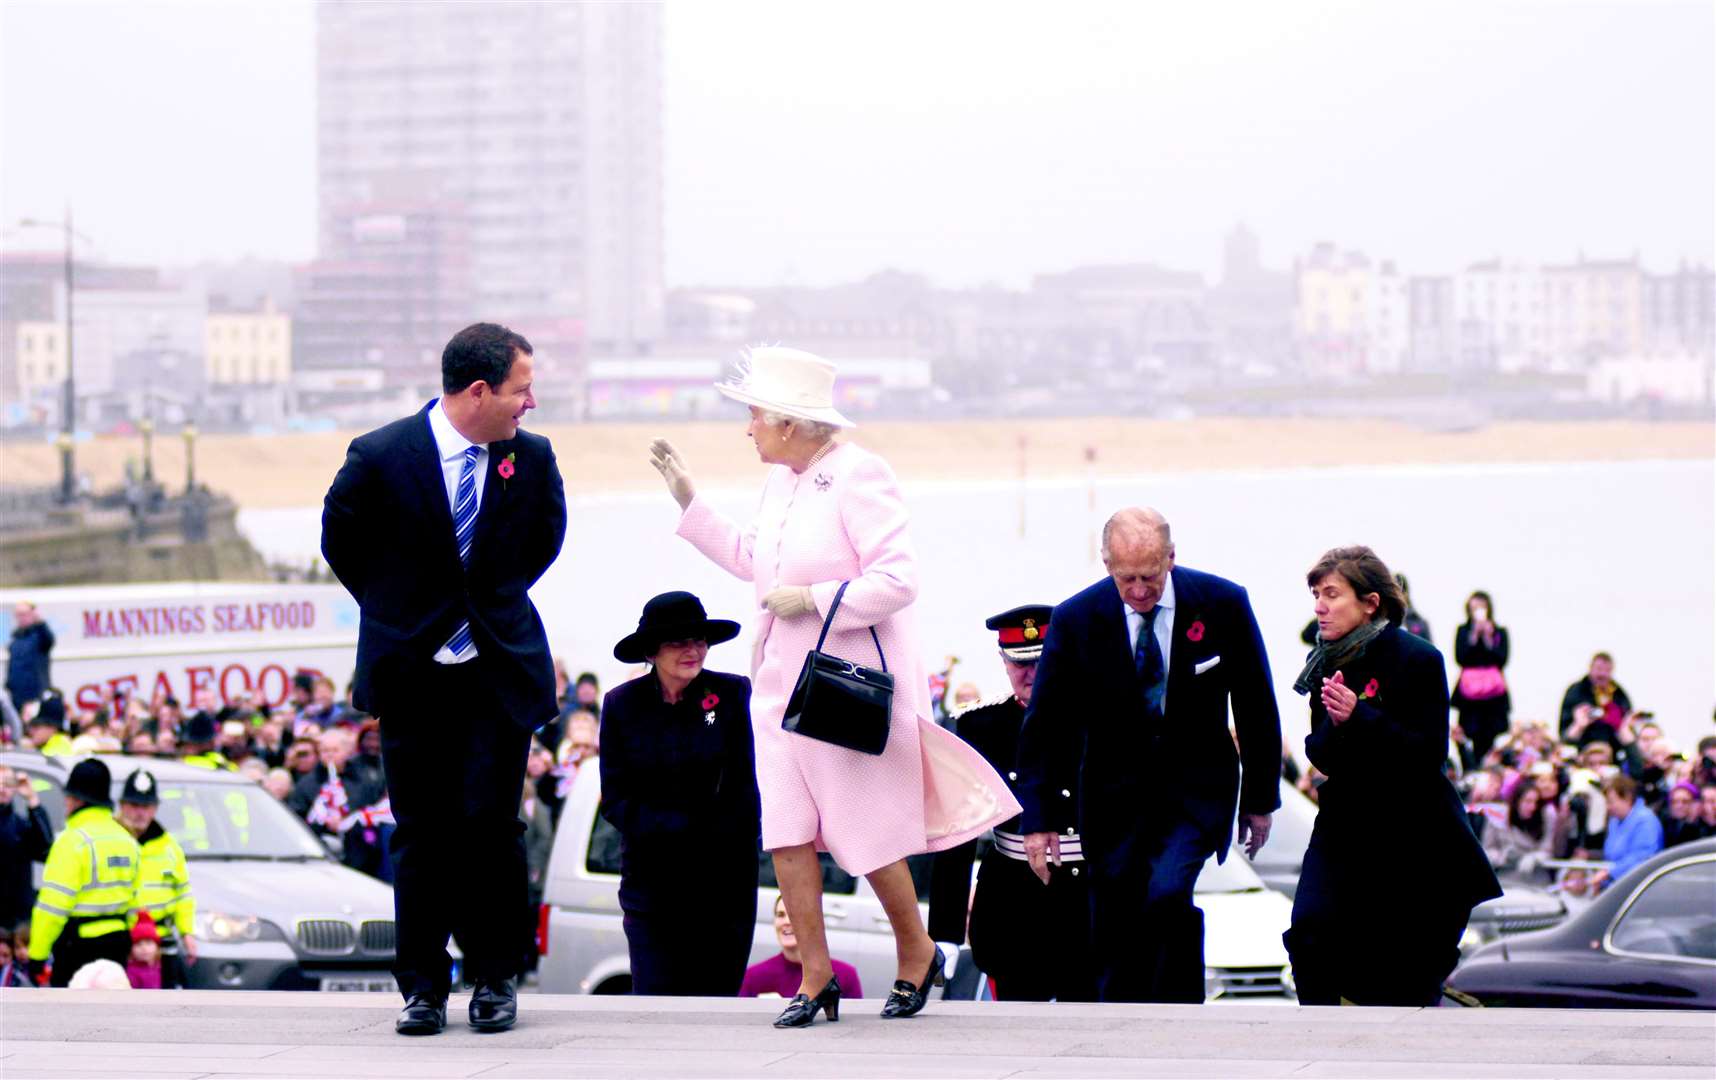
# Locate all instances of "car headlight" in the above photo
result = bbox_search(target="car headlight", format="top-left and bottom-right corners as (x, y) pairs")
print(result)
(195, 911), (274, 943)
(1458, 926), (1483, 953)
(1280, 963), (1296, 998)
(1203, 966), (1222, 1001)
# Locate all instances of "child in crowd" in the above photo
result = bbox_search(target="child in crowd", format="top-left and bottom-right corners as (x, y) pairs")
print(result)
(126, 913), (164, 990)
(0, 929), (34, 987)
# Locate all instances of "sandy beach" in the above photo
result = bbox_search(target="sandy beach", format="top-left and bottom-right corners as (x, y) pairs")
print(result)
(1, 418), (1709, 510)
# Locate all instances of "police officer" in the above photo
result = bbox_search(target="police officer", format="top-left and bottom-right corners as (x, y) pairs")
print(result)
(928, 605), (1098, 1002)
(25, 693), (73, 758)
(117, 768), (198, 988)
(28, 758), (142, 986)
(179, 711), (236, 771)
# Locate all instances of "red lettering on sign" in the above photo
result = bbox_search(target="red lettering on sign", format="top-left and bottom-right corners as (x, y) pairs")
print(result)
(255, 664), (290, 707)
(185, 666), (215, 703)
(218, 664), (253, 702)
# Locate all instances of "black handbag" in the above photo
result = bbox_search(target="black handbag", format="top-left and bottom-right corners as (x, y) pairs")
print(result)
(782, 582), (894, 755)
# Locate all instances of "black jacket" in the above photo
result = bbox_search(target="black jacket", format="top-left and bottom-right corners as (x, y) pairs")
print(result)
(1450, 622), (1511, 710)
(1558, 676), (1634, 750)
(598, 670), (760, 895)
(321, 401), (567, 729)
(5, 623), (54, 703)
(1016, 567), (1282, 855)
(0, 799), (54, 927)
(1302, 624), (1501, 912)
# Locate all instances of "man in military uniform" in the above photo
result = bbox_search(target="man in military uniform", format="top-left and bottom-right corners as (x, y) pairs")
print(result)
(28, 758), (142, 986)
(928, 605), (1098, 1002)
(117, 768), (198, 988)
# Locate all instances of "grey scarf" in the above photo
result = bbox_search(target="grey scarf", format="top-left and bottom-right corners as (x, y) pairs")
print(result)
(1293, 619), (1390, 696)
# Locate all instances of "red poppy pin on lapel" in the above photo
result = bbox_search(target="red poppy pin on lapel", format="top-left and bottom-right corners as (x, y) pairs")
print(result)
(498, 452), (516, 488)
(1186, 620), (1205, 642)
(1360, 678), (1380, 701)
(702, 693), (719, 724)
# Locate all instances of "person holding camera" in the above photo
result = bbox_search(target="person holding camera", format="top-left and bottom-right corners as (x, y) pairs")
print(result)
(1559, 652), (1634, 753)
(1450, 591), (1511, 762)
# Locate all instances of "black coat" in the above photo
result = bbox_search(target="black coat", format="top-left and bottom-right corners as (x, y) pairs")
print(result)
(320, 401), (567, 730)
(5, 623), (54, 704)
(0, 800), (53, 928)
(1297, 624), (1501, 941)
(1016, 567), (1283, 855)
(598, 670), (760, 909)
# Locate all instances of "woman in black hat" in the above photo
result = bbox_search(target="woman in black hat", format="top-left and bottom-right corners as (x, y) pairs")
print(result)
(600, 591), (762, 996)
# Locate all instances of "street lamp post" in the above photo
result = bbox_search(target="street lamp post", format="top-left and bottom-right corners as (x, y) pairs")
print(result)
(182, 424), (198, 495)
(16, 209), (84, 503)
(140, 417), (155, 485)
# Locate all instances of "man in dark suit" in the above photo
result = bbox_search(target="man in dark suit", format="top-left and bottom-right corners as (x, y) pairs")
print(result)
(1015, 507), (1281, 1003)
(322, 323), (566, 1035)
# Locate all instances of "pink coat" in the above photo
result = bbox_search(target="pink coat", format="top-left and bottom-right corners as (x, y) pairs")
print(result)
(678, 442), (1020, 875)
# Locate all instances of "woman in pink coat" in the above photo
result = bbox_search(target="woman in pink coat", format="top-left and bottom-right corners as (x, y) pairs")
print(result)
(650, 347), (1019, 1027)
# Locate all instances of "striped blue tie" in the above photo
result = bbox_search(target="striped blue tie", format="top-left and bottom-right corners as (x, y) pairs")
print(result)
(441, 445), (481, 658)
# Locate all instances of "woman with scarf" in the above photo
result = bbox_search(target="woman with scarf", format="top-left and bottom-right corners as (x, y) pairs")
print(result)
(1284, 546), (1500, 1006)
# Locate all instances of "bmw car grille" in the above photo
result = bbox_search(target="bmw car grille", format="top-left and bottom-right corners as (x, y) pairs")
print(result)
(360, 920), (397, 953)
(296, 920), (356, 955)
(1210, 966), (1287, 998)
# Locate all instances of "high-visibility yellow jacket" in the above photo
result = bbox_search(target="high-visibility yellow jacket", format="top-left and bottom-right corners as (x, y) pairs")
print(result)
(182, 751), (237, 772)
(135, 821), (195, 939)
(37, 733), (74, 757)
(28, 805), (142, 960)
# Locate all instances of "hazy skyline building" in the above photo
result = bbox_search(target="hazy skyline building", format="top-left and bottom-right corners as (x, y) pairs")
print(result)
(314, 1), (664, 371)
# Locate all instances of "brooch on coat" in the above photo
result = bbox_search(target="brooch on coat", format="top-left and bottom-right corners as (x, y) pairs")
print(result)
(814, 473), (832, 492)
(702, 692), (719, 724)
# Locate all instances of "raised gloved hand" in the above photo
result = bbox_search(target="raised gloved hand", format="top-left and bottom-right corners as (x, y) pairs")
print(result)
(762, 586), (817, 620)
(649, 438), (697, 510)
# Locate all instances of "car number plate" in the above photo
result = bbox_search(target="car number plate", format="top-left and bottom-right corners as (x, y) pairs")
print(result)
(321, 976), (398, 993)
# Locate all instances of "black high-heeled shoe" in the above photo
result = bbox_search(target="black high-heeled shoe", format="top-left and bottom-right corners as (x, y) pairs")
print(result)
(773, 977), (841, 1028)
(880, 945), (945, 1019)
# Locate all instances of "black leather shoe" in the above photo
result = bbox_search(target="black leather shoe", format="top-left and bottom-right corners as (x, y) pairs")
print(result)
(469, 979), (518, 1032)
(773, 977), (841, 1028)
(880, 946), (945, 1019)
(395, 992), (447, 1036)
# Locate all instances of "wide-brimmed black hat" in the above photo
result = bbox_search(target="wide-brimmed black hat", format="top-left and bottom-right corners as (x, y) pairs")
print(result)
(121, 768), (160, 806)
(65, 758), (113, 808)
(613, 591), (740, 664)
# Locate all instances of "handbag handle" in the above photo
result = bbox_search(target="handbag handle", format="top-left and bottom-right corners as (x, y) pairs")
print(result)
(812, 581), (888, 673)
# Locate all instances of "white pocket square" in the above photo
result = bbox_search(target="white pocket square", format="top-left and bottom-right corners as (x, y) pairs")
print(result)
(1194, 656), (1221, 675)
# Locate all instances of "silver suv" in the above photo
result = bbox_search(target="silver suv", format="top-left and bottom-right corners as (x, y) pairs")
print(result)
(5, 752), (400, 992)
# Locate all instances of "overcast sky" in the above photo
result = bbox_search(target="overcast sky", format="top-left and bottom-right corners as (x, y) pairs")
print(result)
(2, 0), (1711, 287)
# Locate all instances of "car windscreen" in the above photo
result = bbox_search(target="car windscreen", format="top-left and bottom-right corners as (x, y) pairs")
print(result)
(155, 781), (327, 860)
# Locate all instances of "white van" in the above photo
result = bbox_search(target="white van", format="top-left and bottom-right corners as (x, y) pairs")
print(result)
(534, 761), (1296, 1001)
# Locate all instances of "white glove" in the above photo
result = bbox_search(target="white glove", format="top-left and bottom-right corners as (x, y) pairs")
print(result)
(649, 437), (696, 510)
(762, 586), (817, 620)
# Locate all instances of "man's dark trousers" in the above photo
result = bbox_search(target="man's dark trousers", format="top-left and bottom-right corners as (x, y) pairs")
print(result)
(1086, 814), (1208, 1003)
(49, 926), (130, 987)
(381, 659), (532, 999)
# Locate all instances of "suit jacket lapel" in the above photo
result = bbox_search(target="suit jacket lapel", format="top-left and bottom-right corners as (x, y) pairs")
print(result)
(468, 437), (510, 564)
(407, 405), (461, 567)
(1093, 585), (1141, 694)
(1166, 568), (1201, 704)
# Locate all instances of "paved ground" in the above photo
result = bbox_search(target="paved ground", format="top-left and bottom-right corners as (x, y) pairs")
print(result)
(1, 990), (1712, 1079)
